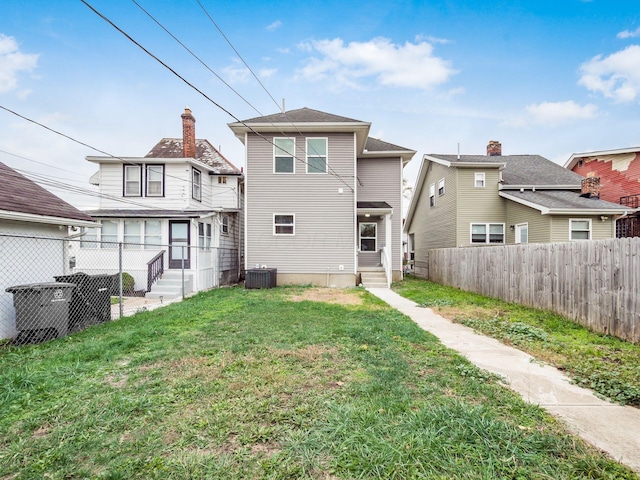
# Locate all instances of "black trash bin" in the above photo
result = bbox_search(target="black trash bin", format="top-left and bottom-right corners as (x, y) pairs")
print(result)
(244, 268), (277, 289)
(5, 282), (76, 343)
(54, 273), (116, 332)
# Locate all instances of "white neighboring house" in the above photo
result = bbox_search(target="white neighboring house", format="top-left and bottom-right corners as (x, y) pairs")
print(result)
(0, 161), (96, 339)
(77, 108), (244, 298)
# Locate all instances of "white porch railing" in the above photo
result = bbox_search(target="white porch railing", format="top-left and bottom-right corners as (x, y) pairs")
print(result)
(380, 246), (392, 287)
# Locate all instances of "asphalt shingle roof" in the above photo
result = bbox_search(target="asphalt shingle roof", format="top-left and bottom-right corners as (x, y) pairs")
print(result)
(145, 138), (240, 175)
(241, 107), (364, 124)
(0, 162), (94, 223)
(430, 154), (584, 186)
(365, 137), (413, 153)
(503, 190), (628, 211)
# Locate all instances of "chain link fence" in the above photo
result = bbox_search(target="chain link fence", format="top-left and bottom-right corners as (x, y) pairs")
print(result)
(1, 233), (239, 345)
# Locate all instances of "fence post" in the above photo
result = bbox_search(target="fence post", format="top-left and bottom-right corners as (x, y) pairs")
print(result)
(119, 242), (123, 319)
(181, 245), (185, 300)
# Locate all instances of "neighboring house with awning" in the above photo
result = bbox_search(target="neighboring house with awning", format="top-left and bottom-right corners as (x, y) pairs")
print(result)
(78, 108), (244, 297)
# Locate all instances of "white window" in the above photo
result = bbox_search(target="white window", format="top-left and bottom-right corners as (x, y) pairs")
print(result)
(124, 220), (142, 249)
(124, 165), (142, 196)
(360, 222), (377, 251)
(438, 178), (445, 196)
(474, 172), (485, 188)
(198, 222), (206, 248)
(515, 223), (528, 244)
(221, 215), (229, 235)
(218, 176), (227, 184)
(307, 138), (327, 173)
(101, 220), (118, 249)
(146, 165), (164, 196)
(471, 223), (504, 244)
(570, 219), (591, 240)
(144, 220), (162, 248)
(274, 138), (295, 173)
(192, 168), (201, 201)
(206, 224), (212, 248)
(80, 227), (98, 249)
(274, 214), (295, 235)
(429, 184), (435, 207)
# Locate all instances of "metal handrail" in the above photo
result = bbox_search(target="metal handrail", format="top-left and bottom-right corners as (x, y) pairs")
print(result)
(146, 250), (165, 292)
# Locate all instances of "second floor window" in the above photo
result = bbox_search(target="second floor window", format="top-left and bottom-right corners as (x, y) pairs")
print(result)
(438, 178), (445, 196)
(221, 215), (229, 235)
(274, 138), (295, 173)
(429, 184), (435, 207)
(192, 168), (202, 201)
(146, 165), (164, 196)
(474, 172), (485, 188)
(124, 165), (142, 196)
(307, 138), (327, 173)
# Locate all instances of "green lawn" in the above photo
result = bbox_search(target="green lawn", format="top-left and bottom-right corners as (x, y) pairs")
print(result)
(1, 286), (637, 479)
(393, 276), (640, 406)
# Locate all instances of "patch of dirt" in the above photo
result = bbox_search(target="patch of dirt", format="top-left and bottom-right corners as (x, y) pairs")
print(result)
(250, 442), (281, 456)
(105, 374), (128, 388)
(288, 288), (363, 305)
(32, 424), (52, 439)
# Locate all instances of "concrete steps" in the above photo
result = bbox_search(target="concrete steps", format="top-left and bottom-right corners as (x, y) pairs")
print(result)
(145, 271), (193, 300)
(359, 267), (388, 288)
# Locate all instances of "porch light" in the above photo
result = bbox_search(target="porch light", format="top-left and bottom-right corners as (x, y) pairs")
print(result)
(365, 213), (370, 217)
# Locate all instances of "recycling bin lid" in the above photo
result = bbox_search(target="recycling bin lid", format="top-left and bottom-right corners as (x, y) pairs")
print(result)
(6, 282), (76, 293)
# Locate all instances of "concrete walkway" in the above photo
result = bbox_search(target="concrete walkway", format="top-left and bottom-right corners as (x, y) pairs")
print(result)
(367, 288), (640, 473)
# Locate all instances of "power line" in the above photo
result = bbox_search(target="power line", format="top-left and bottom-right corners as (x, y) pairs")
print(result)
(195, 0), (281, 112)
(82, 0), (356, 192)
(130, 0), (263, 117)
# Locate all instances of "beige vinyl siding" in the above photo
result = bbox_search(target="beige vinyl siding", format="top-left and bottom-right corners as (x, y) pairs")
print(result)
(405, 162), (457, 277)
(456, 168), (505, 246)
(357, 157), (403, 272)
(245, 132), (356, 273)
(550, 216), (616, 241)
(505, 200), (552, 244)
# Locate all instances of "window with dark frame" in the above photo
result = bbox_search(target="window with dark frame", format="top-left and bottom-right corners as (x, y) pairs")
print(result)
(192, 168), (202, 201)
(274, 214), (294, 235)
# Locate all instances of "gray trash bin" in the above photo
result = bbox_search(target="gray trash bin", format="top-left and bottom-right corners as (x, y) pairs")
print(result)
(5, 282), (76, 343)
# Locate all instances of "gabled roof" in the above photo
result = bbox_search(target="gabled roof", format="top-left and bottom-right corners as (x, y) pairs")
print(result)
(228, 107), (372, 153)
(564, 146), (640, 170)
(427, 154), (583, 186)
(145, 138), (240, 175)
(240, 107), (364, 124)
(499, 190), (630, 215)
(363, 137), (416, 164)
(0, 162), (95, 226)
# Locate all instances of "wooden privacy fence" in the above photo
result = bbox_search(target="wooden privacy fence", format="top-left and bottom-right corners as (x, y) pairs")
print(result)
(428, 238), (640, 343)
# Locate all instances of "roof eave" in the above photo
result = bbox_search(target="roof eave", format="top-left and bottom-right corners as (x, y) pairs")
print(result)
(565, 146), (640, 169)
(500, 184), (582, 190)
(0, 210), (97, 228)
(361, 149), (417, 165)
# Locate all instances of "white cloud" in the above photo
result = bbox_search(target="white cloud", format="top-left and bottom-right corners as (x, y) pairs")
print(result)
(415, 34), (451, 45)
(297, 37), (456, 90)
(525, 101), (598, 125)
(617, 27), (640, 39)
(0, 34), (39, 93)
(223, 63), (250, 84)
(578, 45), (640, 102)
(266, 20), (282, 32)
(259, 68), (277, 78)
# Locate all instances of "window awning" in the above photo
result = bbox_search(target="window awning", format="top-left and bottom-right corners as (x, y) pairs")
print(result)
(357, 201), (393, 217)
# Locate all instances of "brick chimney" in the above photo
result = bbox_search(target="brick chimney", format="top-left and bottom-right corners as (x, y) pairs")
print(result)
(181, 107), (196, 158)
(487, 140), (502, 156)
(581, 176), (600, 199)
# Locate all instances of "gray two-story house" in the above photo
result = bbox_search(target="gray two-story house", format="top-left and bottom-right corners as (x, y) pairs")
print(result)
(228, 107), (415, 287)
(405, 141), (631, 278)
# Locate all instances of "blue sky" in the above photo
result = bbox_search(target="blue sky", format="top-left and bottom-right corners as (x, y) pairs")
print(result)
(1, 0), (640, 207)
